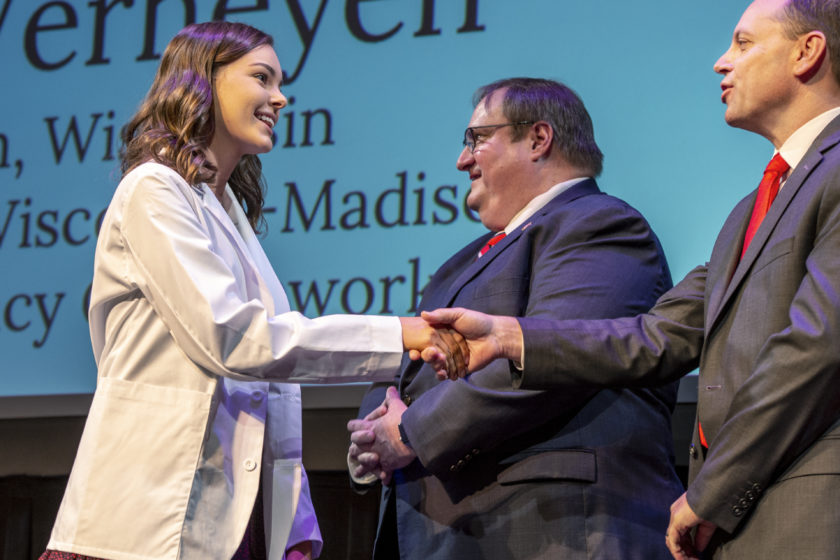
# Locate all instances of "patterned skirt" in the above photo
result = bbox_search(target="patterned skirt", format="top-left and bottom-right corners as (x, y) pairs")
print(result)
(39, 553), (106, 560)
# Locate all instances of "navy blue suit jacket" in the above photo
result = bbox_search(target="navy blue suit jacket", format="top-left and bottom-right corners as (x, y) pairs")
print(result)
(358, 179), (683, 559)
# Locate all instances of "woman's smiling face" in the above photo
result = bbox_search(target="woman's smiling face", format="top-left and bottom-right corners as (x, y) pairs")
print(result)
(210, 44), (287, 163)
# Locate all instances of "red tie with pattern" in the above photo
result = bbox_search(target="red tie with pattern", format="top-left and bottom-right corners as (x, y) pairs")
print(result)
(740, 153), (790, 259)
(698, 153), (791, 450)
(479, 231), (506, 257)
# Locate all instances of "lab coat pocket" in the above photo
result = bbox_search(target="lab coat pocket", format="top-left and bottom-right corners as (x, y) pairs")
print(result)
(63, 377), (211, 557)
(269, 458), (302, 560)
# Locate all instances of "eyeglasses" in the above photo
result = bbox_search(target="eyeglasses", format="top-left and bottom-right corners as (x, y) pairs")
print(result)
(462, 121), (534, 153)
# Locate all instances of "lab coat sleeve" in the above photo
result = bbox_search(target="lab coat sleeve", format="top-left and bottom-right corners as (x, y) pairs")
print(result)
(105, 164), (403, 382)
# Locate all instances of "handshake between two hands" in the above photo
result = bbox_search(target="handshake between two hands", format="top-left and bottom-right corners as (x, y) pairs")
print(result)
(346, 308), (523, 485)
(356, 310), (717, 560)
(398, 307), (523, 381)
(383, 310), (718, 560)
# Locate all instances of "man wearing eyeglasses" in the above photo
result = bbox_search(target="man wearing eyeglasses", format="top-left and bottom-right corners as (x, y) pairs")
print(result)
(419, 1), (840, 558)
(347, 77), (683, 559)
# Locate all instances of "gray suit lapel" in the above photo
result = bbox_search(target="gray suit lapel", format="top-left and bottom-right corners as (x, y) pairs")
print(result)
(708, 120), (840, 331)
(705, 199), (749, 327)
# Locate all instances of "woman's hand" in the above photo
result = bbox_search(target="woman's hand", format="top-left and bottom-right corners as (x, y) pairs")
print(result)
(399, 316), (469, 380)
(420, 308), (523, 374)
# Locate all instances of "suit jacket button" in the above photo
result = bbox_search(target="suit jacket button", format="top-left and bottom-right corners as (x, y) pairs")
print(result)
(732, 506), (743, 517)
(689, 444), (698, 459)
(403, 395), (412, 405)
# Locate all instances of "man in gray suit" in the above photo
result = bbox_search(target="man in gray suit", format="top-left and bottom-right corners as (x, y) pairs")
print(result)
(425, 1), (840, 558)
(347, 78), (684, 559)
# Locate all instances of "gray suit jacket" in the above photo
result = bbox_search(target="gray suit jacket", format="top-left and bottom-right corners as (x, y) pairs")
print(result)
(517, 119), (840, 558)
(357, 180), (683, 559)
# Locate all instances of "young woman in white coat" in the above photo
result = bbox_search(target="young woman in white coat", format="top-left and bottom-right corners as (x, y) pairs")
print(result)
(39, 21), (463, 560)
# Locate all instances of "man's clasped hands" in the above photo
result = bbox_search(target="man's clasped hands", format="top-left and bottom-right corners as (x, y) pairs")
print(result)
(350, 308), (523, 483)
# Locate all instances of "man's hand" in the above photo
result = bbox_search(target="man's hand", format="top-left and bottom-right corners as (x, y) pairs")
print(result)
(665, 492), (717, 560)
(347, 387), (416, 484)
(420, 308), (523, 374)
(347, 399), (389, 482)
(399, 316), (469, 380)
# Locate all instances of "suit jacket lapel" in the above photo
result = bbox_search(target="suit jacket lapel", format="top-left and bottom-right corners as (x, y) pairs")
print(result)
(708, 120), (840, 330)
(439, 223), (526, 304)
(704, 197), (750, 328)
(416, 234), (489, 312)
(405, 180), (600, 389)
(438, 179), (601, 307)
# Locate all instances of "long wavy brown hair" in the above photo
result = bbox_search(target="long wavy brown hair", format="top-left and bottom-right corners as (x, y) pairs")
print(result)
(120, 21), (274, 231)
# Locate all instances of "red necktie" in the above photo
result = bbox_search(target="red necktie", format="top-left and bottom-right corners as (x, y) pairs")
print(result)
(479, 231), (506, 257)
(698, 153), (791, 450)
(740, 153), (790, 259)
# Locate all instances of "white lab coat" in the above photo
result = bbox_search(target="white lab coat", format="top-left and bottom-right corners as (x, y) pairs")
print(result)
(47, 162), (402, 560)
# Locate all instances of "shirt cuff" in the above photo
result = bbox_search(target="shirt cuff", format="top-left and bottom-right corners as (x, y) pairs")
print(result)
(347, 451), (379, 486)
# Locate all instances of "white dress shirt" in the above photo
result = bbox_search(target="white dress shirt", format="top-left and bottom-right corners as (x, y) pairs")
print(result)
(778, 107), (840, 186)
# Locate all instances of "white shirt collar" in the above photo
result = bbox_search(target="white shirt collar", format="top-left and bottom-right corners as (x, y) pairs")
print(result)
(503, 177), (590, 235)
(778, 107), (840, 171)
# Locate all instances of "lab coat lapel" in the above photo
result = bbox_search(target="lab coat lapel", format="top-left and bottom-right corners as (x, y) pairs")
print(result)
(199, 184), (286, 316)
(223, 186), (292, 314)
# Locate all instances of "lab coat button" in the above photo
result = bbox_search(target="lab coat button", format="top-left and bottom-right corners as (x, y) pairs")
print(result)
(251, 391), (265, 402)
(243, 459), (257, 472)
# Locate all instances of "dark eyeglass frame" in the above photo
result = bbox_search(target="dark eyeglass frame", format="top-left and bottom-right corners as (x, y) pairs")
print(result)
(463, 121), (534, 152)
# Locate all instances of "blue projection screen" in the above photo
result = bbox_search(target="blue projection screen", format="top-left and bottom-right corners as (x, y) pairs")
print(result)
(1, 1), (764, 413)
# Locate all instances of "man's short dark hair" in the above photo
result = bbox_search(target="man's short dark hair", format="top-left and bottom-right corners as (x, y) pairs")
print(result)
(474, 77), (604, 177)
(781, 0), (840, 86)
